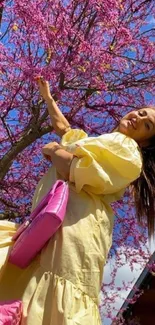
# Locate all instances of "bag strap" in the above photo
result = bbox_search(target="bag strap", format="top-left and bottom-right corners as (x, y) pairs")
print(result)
(30, 180), (65, 220)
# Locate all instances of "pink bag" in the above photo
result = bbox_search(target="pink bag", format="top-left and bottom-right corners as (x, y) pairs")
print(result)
(9, 180), (69, 268)
(0, 300), (22, 325)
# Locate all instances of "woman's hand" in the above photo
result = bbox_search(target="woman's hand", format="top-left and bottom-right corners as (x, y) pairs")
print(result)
(42, 142), (61, 160)
(42, 142), (74, 180)
(36, 77), (52, 102)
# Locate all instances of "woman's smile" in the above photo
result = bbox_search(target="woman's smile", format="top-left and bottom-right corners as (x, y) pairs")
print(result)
(118, 108), (155, 145)
(128, 118), (137, 130)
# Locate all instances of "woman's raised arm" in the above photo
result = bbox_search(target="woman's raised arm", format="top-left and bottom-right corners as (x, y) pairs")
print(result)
(37, 77), (71, 137)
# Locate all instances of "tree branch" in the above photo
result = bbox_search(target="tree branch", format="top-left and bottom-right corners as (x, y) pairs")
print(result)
(0, 197), (19, 209)
(0, 211), (19, 220)
(0, 0), (4, 26)
(0, 207), (31, 220)
(0, 124), (53, 181)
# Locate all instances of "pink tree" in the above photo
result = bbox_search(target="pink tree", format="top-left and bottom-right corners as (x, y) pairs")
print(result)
(0, 0), (155, 321)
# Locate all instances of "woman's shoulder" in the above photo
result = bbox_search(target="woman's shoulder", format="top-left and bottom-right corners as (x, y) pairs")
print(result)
(61, 128), (88, 146)
(98, 131), (140, 151)
(98, 131), (142, 168)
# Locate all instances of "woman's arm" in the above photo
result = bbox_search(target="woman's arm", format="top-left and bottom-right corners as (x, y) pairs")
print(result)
(42, 142), (74, 180)
(37, 77), (71, 137)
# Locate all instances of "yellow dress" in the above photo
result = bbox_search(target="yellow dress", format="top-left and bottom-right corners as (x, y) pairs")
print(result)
(0, 130), (142, 325)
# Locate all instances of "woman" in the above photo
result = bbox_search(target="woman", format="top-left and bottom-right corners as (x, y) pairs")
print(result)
(0, 78), (155, 325)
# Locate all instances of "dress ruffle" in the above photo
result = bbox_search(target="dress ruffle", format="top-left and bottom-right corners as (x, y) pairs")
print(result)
(22, 267), (101, 324)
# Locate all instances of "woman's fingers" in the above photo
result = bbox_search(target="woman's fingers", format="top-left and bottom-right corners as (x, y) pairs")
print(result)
(34, 76), (45, 85)
(42, 142), (60, 159)
(43, 154), (51, 161)
(34, 76), (51, 101)
(40, 76), (45, 85)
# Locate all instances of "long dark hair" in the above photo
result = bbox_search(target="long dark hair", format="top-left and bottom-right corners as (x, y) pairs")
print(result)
(132, 135), (155, 239)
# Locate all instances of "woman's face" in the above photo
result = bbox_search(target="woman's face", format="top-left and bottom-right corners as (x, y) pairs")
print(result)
(117, 108), (155, 147)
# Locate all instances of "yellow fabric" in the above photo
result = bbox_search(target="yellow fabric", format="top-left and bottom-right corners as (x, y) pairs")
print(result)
(0, 129), (142, 325)
(0, 221), (18, 281)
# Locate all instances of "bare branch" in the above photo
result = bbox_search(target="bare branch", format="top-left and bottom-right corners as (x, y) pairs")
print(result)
(0, 124), (53, 181)
(0, 211), (20, 220)
(1, 116), (15, 144)
(0, 197), (19, 209)
(0, 208), (31, 220)
(0, 0), (4, 26)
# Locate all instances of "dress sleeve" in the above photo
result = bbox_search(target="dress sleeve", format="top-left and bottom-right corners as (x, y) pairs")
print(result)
(61, 128), (88, 147)
(67, 131), (142, 195)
